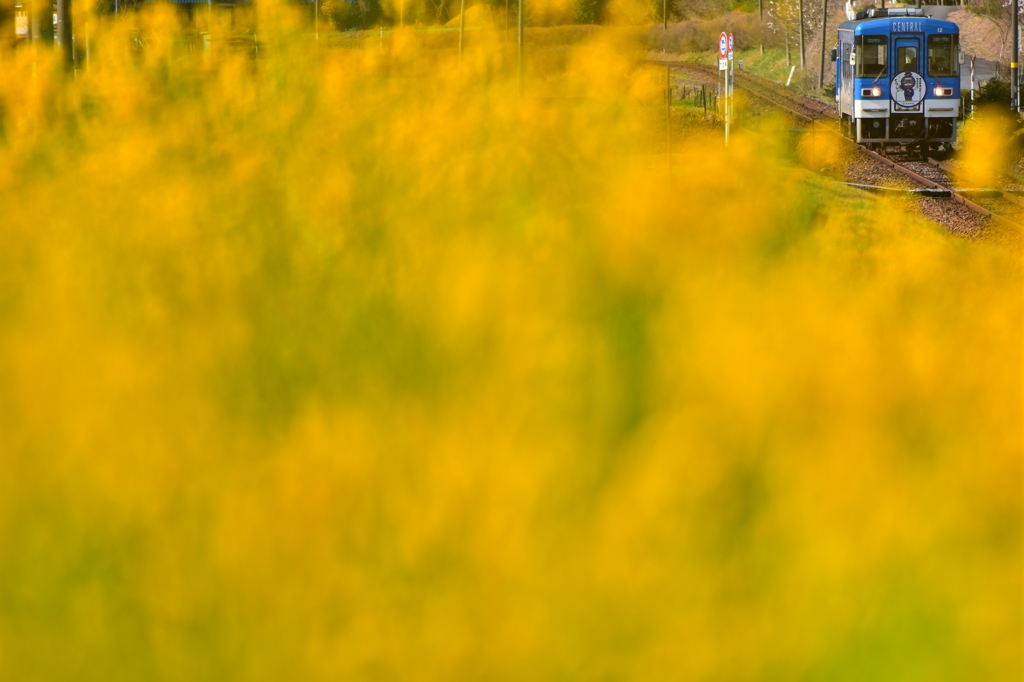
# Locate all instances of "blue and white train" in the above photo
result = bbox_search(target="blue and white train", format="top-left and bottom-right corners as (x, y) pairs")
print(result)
(835, 7), (961, 155)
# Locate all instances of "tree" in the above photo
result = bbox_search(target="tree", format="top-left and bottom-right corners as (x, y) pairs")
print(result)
(323, 0), (383, 29)
(767, 0), (840, 70)
(573, 0), (603, 23)
(767, 0), (800, 65)
(976, 76), (1012, 107)
(968, 0), (1020, 59)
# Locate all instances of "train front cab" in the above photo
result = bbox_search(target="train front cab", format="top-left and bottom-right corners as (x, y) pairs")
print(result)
(836, 11), (960, 154)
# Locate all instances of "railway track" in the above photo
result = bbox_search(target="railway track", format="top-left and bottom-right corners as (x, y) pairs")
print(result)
(647, 58), (1024, 236)
(925, 157), (1024, 208)
(650, 60), (836, 123)
(839, 147), (1023, 235)
(893, 156), (1024, 229)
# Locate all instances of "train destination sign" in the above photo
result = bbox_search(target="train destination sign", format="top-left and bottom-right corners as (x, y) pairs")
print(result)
(719, 32), (728, 59)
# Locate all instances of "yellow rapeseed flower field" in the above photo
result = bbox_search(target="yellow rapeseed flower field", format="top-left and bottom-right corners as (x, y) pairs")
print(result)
(0, 7), (1019, 680)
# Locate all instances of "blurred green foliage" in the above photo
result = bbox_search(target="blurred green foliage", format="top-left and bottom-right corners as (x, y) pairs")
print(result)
(0, 9), (1020, 681)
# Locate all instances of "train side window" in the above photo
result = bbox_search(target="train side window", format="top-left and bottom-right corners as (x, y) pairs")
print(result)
(897, 46), (918, 73)
(855, 36), (887, 78)
(927, 34), (959, 77)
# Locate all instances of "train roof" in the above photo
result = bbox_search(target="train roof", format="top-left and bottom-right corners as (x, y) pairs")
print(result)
(838, 9), (958, 34)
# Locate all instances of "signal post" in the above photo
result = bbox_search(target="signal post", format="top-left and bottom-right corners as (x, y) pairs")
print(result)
(719, 32), (730, 145)
(1012, 0), (1019, 111)
(718, 32), (735, 145)
(728, 33), (735, 136)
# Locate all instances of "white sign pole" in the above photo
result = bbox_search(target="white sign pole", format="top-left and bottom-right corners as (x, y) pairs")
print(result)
(970, 55), (975, 116)
(728, 33), (735, 144)
(724, 34), (733, 134)
(719, 32), (729, 146)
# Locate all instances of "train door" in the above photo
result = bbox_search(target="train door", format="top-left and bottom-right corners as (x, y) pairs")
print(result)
(840, 38), (854, 116)
(891, 35), (925, 113)
(894, 37), (921, 75)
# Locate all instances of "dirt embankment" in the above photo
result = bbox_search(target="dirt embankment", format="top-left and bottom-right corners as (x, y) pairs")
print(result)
(946, 8), (1012, 63)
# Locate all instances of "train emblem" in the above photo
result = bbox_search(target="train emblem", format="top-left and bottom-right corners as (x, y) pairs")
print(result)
(890, 71), (925, 107)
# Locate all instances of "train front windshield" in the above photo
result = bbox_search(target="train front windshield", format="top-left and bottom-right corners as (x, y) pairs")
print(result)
(856, 36), (887, 78)
(927, 35), (958, 77)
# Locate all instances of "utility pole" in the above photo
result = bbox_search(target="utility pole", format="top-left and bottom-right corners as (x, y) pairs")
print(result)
(1012, 0), (1019, 112)
(663, 0), (666, 30)
(818, 0), (827, 89)
(758, 0), (763, 55)
(56, 0), (72, 68)
(30, 0), (46, 43)
(666, 65), (672, 180)
(798, 0), (805, 68)
(517, 0), (524, 95)
(458, 0), (465, 67)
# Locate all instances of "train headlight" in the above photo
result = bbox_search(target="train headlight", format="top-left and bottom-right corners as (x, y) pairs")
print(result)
(933, 87), (953, 97)
(872, 87), (882, 97)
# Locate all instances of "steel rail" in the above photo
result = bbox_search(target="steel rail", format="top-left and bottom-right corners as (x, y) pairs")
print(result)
(864, 149), (1023, 230)
(649, 60), (833, 124)
(647, 58), (1022, 232)
(926, 157), (1024, 209)
(646, 59), (838, 122)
